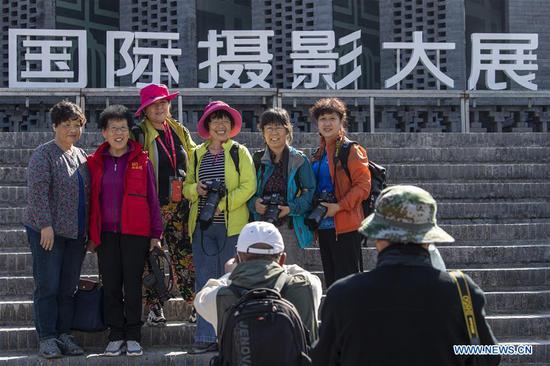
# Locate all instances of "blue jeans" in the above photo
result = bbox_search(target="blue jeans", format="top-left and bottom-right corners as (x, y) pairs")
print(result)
(192, 224), (237, 343)
(26, 227), (86, 340)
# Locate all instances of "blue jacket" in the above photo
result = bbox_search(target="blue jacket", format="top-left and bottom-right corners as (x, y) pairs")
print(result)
(248, 146), (316, 248)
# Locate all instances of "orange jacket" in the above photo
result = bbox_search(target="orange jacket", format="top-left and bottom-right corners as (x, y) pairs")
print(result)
(320, 137), (371, 235)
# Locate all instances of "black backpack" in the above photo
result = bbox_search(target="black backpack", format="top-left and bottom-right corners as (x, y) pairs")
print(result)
(211, 273), (312, 366)
(337, 140), (387, 218)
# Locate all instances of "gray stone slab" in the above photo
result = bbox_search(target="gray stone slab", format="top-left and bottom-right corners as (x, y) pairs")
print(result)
(0, 350), (214, 365)
(0, 322), (196, 352)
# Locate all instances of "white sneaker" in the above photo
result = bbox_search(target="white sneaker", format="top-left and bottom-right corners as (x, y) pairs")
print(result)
(146, 304), (166, 326)
(104, 340), (125, 356)
(126, 340), (143, 356)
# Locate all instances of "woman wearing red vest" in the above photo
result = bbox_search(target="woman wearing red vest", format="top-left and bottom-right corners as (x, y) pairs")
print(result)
(87, 105), (163, 357)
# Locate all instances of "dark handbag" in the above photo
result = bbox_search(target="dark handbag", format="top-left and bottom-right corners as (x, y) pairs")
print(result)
(71, 278), (107, 332)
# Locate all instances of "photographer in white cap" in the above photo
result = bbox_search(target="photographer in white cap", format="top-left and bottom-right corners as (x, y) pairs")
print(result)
(193, 221), (322, 344)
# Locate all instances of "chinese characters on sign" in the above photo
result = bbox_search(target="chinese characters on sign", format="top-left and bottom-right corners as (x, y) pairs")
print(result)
(198, 30), (274, 88)
(7, 28), (541, 91)
(106, 31), (181, 88)
(290, 30), (362, 89)
(8, 29), (87, 88)
(468, 33), (538, 91)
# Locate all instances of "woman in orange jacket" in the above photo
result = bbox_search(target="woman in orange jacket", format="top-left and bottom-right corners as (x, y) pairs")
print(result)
(309, 98), (371, 288)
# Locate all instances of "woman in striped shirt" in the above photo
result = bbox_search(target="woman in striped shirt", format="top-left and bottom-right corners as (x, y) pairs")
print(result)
(183, 101), (256, 353)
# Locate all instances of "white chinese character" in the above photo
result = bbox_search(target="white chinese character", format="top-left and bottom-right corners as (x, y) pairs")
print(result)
(336, 30), (363, 90)
(106, 31), (181, 88)
(198, 30), (274, 88)
(8, 29), (87, 88)
(468, 33), (538, 91)
(291, 31), (338, 89)
(383, 31), (455, 88)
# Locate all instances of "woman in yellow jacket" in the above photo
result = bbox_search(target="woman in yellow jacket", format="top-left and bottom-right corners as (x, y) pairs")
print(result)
(183, 101), (256, 353)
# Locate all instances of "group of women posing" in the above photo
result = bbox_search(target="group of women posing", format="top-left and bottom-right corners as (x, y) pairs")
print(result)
(24, 84), (371, 358)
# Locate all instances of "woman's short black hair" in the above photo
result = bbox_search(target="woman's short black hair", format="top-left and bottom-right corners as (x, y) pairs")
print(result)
(98, 105), (134, 130)
(50, 100), (86, 127)
(258, 108), (293, 144)
(205, 110), (235, 131)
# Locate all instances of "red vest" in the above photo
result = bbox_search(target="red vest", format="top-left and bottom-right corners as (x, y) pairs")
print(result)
(88, 140), (152, 245)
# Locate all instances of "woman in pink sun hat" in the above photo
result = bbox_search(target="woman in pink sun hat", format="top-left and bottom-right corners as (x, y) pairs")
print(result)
(183, 101), (256, 353)
(131, 84), (196, 326)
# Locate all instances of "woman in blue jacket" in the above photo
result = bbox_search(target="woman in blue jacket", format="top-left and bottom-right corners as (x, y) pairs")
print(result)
(248, 108), (316, 264)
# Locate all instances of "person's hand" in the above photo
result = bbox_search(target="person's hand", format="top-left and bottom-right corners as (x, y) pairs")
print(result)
(215, 207), (222, 216)
(278, 205), (291, 218)
(224, 255), (239, 273)
(86, 240), (98, 253)
(150, 238), (162, 252)
(40, 226), (54, 251)
(197, 182), (208, 197)
(255, 198), (267, 215)
(321, 202), (341, 217)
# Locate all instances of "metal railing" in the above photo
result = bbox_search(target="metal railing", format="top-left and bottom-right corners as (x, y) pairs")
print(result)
(2, 88), (550, 133)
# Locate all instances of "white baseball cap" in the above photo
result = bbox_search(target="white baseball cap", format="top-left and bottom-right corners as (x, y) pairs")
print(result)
(236, 221), (285, 255)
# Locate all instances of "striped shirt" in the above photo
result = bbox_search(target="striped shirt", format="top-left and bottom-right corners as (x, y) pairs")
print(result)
(198, 150), (225, 224)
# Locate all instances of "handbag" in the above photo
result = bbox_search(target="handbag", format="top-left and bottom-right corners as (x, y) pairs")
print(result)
(71, 278), (107, 332)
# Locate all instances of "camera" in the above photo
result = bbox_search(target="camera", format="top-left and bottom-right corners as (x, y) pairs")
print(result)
(199, 178), (226, 230)
(261, 193), (286, 225)
(305, 191), (337, 230)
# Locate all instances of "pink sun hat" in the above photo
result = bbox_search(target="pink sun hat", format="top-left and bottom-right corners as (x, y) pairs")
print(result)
(197, 101), (242, 140)
(135, 84), (179, 117)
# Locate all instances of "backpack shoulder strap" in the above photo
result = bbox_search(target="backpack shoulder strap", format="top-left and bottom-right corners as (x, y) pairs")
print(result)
(193, 149), (198, 182)
(230, 142), (240, 175)
(449, 270), (481, 345)
(338, 139), (357, 182)
(273, 271), (289, 293)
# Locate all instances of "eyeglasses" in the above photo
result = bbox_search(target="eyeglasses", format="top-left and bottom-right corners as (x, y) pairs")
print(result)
(107, 126), (129, 134)
(264, 126), (286, 133)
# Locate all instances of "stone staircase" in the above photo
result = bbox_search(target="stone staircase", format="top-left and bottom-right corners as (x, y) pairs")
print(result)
(0, 131), (549, 365)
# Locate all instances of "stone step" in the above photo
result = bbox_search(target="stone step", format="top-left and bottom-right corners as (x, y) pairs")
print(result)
(4, 199), (549, 225)
(2, 132), (550, 149)
(499, 338), (550, 365)
(0, 349), (214, 365)
(4, 181), (550, 207)
(0, 298), (193, 326)
(4, 163), (550, 184)
(2, 224), (548, 250)
(311, 267), (550, 293)
(4, 146), (550, 166)
(302, 245), (550, 272)
(3, 243), (549, 276)
(487, 313), (550, 340)
(485, 290), (550, 315)
(0, 344), (544, 366)
(411, 182), (550, 200)
(440, 223), (550, 241)
(0, 321), (195, 352)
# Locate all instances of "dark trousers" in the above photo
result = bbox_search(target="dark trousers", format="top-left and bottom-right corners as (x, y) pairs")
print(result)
(318, 229), (362, 289)
(26, 227), (86, 340)
(97, 232), (149, 341)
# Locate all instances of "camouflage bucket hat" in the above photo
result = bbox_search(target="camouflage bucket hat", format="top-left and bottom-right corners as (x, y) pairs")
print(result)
(359, 185), (454, 244)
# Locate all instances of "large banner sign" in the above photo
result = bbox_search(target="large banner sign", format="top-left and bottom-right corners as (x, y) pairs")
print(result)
(8, 28), (539, 90)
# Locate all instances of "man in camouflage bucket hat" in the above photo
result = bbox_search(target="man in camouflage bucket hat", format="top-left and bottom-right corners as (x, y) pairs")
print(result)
(358, 185), (455, 244)
(312, 185), (500, 366)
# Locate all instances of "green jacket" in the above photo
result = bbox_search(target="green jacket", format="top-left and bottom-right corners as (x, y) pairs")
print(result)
(216, 260), (320, 342)
(183, 139), (256, 238)
(132, 117), (196, 189)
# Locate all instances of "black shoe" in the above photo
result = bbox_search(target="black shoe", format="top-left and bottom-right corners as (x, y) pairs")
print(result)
(188, 341), (218, 354)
